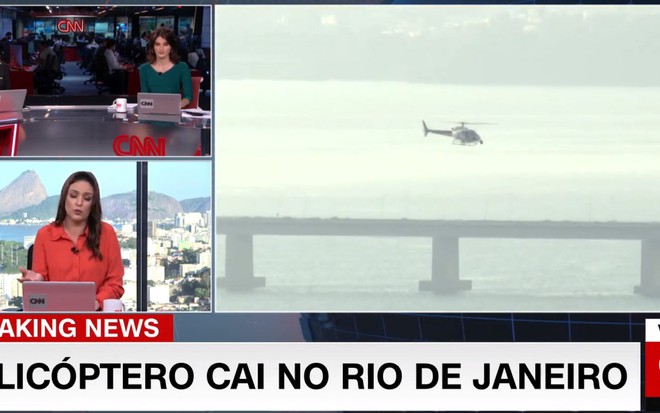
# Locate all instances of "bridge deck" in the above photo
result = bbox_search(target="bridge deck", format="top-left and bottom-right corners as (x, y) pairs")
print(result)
(216, 218), (660, 295)
(217, 217), (660, 240)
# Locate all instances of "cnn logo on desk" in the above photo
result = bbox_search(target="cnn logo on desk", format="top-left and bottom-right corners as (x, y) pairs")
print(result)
(113, 134), (166, 156)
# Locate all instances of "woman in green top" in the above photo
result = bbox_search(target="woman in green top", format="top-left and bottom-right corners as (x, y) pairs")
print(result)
(138, 28), (193, 108)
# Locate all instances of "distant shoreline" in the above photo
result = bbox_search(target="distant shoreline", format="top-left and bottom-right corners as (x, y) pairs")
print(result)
(0, 221), (49, 225)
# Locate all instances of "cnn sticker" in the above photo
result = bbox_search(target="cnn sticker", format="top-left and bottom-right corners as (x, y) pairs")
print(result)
(139, 99), (155, 108)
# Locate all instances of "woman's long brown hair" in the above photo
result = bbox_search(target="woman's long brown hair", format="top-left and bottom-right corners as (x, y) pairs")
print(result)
(54, 171), (103, 260)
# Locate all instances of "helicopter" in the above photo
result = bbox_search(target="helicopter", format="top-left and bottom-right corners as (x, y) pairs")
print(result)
(422, 121), (485, 146)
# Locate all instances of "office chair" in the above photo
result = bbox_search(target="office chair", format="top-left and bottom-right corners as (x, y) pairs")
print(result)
(27, 243), (33, 270)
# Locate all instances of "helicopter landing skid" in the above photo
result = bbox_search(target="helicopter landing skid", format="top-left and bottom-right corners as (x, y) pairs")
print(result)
(452, 139), (479, 146)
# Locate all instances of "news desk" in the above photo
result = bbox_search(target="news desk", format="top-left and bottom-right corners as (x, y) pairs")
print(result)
(0, 106), (211, 157)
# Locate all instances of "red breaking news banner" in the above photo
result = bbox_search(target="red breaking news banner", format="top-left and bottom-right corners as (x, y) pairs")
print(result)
(646, 319), (660, 411)
(647, 342), (660, 411)
(0, 314), (174, 342)
(646, 342), (660, 398)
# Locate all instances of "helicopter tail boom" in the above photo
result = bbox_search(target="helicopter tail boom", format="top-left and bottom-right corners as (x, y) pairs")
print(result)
(422, 120), (453, 138)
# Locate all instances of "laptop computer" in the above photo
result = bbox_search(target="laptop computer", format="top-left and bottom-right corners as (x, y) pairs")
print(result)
(138, 113), (181, 124)
(22, 281), (96, 312)
(137, 93), (181, 115)
(0, 89), (27, 113)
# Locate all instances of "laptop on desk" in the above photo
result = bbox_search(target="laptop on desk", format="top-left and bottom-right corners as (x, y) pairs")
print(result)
(137, 93), (181, 115)
(0, 89), (27, 113)
(22, 281), (96, 312)
(138, 113), (181, 123)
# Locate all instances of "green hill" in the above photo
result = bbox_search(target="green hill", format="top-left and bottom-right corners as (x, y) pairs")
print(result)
(8, 195), (59, 220)
(10, 191), (184, 221)
(180, 197), (211, 213)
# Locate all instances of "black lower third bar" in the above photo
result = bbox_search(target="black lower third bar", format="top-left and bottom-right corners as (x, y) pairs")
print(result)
(646, 397), (660, 411)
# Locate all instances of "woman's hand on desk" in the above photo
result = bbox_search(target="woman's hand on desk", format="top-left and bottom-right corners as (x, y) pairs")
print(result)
(18, 267), (45, 283)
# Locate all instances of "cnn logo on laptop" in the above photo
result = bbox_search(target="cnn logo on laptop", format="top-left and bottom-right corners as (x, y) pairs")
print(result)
(26, 294), (47, 308)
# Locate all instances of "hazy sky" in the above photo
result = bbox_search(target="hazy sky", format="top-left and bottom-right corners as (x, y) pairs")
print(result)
(0, 161), (211, 200)
(217, 6), (660, 86)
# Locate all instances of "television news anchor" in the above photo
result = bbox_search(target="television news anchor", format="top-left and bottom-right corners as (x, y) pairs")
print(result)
(138, 27), (193, 108)
(18, 171), (124, 311)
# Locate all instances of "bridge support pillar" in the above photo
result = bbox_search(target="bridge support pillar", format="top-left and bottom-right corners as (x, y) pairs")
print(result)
(636, 239), (660, 297)
(419, 236), (472, 293)
(219, 234), (265, 290)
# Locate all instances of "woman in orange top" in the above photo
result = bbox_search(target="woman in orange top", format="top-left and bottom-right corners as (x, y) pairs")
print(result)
(19, 171), (124, 310)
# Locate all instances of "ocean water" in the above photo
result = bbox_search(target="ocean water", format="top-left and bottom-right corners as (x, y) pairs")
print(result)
(216, 80), (660, 311)
(0, 225), (41, 243)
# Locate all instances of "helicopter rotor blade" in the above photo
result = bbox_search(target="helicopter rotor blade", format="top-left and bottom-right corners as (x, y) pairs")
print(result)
(447, 121), (496, 126)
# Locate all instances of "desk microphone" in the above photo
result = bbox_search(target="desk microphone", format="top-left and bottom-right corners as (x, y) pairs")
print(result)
(71, 247), (79, 255)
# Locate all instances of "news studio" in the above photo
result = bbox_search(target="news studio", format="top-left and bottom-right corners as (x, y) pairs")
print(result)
(1, 0), (660, 412)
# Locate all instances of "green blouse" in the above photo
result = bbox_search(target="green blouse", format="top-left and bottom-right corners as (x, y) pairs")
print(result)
(138, 62), (193, 102)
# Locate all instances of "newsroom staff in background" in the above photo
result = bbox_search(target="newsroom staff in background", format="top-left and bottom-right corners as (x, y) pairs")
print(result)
(0, 59), (8, 89)
(138, 27), (192, 108)
(0, 33), (9, 88)
(104, 38), (132, 95)
(18, 171), (124, 311)
(35, 40), (58, 71)
(0, 32), (15, 90)
(0, 31), (12, 64)
(33, 40), (64, 94)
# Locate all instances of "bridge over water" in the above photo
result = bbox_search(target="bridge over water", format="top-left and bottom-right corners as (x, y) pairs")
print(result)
(216, 217), (660, 296)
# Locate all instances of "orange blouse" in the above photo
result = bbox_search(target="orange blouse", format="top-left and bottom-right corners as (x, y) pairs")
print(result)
(32, 221), (125, 303)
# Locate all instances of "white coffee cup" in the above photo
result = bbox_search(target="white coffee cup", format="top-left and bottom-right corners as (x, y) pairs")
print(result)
(112, 98), (127, 113)
(103, 299), (125, 312)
